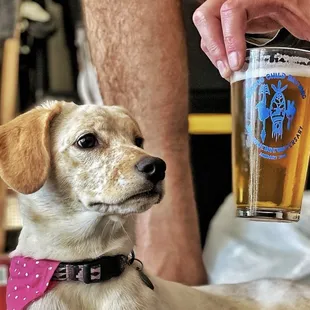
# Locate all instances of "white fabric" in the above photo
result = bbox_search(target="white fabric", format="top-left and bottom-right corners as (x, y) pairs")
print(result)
(203, 191), (310, 285)
(20, 1), (50, 22)
(75, 27), (104, 106)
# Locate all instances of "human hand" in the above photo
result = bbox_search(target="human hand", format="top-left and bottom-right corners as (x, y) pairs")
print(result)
(193, 0), (310, 79)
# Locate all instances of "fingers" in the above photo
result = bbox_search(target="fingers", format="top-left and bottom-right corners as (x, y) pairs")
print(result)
(193, 0), (248, 76)
(193, 0), (281, 77)
(193, 1), (231, 78)
(220, 0), (247, 71)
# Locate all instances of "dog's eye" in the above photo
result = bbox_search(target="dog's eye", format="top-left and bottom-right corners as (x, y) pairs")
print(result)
(135, 137), (144, 148)
(76, 134), (98, 149)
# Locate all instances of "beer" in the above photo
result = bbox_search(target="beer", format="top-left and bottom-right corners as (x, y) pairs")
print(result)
(231, 49), (310, 222)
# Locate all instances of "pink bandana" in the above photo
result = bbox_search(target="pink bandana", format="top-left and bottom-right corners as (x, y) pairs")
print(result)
(6, 256), (60, 310)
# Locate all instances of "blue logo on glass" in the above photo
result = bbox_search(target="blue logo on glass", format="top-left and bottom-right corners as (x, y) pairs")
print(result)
(245, 73), (306, 160)
(256, 81), (296, 143)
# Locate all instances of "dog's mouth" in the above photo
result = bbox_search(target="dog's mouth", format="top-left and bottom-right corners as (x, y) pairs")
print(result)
(88, 185), (163, 212)
(124, 188), (162, 202)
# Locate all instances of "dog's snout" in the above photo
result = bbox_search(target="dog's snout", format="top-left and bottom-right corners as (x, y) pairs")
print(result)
(135, 157), (166, 183)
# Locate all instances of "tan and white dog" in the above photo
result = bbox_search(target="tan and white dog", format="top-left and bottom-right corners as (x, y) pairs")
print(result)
(1, 101), (310, 310)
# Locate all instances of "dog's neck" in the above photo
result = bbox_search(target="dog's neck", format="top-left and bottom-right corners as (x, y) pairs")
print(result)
(12, 188), (136, 262)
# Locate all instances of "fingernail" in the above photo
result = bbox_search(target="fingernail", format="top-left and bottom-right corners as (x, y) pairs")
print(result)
(216, 60), (230, 78)
(228, 51), (239, 70)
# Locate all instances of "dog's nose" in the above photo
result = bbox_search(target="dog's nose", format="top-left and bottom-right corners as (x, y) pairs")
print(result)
(135, 157), (166, 183)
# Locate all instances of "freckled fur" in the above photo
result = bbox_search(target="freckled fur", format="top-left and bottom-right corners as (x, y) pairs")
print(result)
(1, 101), (310, 309)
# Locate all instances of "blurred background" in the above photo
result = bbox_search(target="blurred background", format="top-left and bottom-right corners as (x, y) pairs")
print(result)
(1, 0), (310, 260)
(0, 0), (233, 257)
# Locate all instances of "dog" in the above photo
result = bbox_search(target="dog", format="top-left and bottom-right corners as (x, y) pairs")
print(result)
(1, 101), (310, 310)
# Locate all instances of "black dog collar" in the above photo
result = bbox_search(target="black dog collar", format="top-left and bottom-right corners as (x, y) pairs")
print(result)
(52, 253), (131, 284)
(51, 251), (154, 290)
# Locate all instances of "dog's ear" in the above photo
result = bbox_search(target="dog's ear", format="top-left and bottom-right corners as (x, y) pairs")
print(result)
(0, 104), (62, 194)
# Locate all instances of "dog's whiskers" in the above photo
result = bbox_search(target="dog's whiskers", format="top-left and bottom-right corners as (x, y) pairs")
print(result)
(120, 221), (134, 245)
(100, 218), (112, 240)
(108, 221), (117, 245)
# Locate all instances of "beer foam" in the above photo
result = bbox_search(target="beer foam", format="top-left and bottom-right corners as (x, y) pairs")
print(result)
(231, 51), (310, 83)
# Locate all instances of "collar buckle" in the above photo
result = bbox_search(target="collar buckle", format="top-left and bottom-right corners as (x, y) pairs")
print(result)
(82, 257), (104, 284)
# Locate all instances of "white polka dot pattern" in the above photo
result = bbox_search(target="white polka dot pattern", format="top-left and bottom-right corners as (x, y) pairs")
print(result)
(6, 256), (60, 310)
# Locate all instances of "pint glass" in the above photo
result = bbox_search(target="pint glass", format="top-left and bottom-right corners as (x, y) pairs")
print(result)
(231, 47), (310, 222)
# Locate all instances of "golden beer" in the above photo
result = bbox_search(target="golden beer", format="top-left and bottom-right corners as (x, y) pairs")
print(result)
(231, 48), (310, 222)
